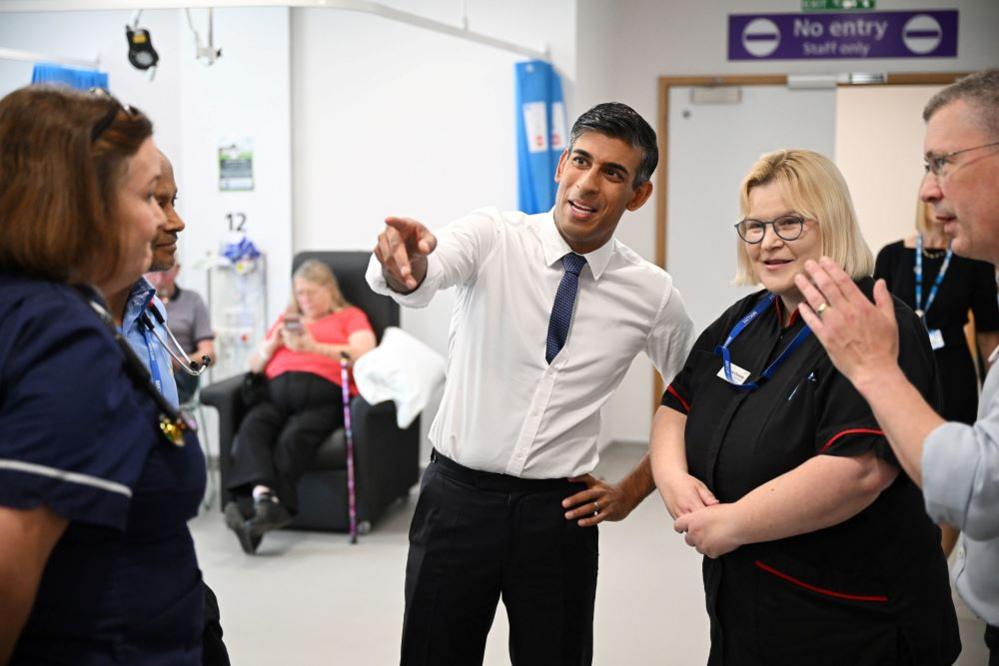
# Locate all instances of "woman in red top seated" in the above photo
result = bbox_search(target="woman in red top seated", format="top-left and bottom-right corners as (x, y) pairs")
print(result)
(224, 259), (375, 553)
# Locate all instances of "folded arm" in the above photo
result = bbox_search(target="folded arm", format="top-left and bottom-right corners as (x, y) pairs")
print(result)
(649, 406), (717, 519)
(676, 450), (898, 558)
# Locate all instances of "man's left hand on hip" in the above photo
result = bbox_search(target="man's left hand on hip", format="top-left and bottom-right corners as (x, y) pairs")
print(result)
(562, 474), (638, 527)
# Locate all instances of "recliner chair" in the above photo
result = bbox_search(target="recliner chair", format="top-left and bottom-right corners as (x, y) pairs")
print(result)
(200, 251), (420, 531)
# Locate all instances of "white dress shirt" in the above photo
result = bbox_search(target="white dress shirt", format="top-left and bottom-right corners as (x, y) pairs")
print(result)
(366, 207), (694, 479)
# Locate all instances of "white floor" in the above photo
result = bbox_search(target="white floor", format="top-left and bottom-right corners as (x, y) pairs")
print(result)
(191, 444), (990, 665)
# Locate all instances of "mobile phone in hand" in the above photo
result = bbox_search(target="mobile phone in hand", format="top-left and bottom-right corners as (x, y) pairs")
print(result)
(284, 315), (303, 334)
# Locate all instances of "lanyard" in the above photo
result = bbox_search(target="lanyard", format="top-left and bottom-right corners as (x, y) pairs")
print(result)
(714, 293), (813, 392)
(141, 305), (210, 377)
(914, 234), (953, 319)
(139, 325), (164, 395)
(86, 293), (191, 447)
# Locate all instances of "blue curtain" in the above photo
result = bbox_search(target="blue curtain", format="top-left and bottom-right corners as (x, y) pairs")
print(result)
(515, 60), (567, 214)
(32, 63), (108, 91)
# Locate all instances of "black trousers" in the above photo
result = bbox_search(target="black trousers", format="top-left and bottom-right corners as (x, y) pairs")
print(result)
(401, 451), (598, 666)
(202, 582), (230, 666)
(227, 372), (344, 513)
(987, 624), (998, 666)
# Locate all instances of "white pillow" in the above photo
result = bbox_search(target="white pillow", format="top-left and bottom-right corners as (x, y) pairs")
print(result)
(352, 327), (446, 429)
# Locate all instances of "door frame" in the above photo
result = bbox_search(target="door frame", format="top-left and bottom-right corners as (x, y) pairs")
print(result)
(652, 72), (969, 409)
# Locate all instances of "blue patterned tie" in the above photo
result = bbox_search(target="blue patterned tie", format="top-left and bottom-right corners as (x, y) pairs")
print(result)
(546, 253), (587, 364)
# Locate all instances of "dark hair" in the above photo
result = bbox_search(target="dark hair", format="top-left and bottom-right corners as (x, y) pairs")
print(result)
(0, 85), (153, 284)
(567, 102), (658, 187)
(923, 69), (999, 137)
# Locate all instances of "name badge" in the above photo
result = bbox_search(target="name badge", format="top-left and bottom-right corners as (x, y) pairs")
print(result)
(718, 362), (752, 386)
(928, 328), (945, 351)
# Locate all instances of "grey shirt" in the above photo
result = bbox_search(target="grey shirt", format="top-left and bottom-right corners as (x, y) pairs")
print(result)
(163, 286), (214, 354)
(923, 345), (999, 625)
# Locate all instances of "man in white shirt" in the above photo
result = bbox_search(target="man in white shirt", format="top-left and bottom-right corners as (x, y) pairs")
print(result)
(367, 102), (695, 665)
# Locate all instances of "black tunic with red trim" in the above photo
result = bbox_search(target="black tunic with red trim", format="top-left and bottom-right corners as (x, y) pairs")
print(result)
(662, 279), (960, 666)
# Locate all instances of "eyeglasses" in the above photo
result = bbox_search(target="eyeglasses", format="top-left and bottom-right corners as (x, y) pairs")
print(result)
(88, 87), (136, 142)
(735, 214), (808, 244)
(923, 141), (999, 180)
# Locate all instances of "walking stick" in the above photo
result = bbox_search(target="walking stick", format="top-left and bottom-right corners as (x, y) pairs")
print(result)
(339, 352), (358, 544)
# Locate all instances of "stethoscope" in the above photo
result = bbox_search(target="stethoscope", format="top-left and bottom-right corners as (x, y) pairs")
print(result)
(140, 302), (212, 376)
(81, 292), (196, 447)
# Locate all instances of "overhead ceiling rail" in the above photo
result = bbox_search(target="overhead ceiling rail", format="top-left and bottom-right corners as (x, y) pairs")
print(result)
(0, 46), (100, 68)
(0, 0), (551, 61)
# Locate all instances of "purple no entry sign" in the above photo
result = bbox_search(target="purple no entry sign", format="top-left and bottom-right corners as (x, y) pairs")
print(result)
(729, 10), (958, 60)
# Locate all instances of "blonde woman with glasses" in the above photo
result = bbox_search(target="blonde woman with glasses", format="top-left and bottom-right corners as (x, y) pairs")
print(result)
(650, 149), (960, 665)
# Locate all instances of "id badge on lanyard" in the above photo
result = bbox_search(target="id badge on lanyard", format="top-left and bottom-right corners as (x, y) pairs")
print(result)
(914, 234), (952, 351)
(927, 329), (945, 351)
(141, 327), (164, 394)
(714, 294), (812, 392)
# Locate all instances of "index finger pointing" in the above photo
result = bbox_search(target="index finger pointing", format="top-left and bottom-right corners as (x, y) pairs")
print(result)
(388, 236), (413, 283)
(385, 216), (424, 239)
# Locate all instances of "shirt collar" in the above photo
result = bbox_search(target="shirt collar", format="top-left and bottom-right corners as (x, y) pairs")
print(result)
(538, 209), (616, 281)
(123, 277), (161, 331)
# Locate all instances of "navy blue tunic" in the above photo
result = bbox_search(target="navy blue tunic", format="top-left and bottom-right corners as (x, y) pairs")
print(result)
(662, 280), (960, 666)
(0, 274), (205, 664)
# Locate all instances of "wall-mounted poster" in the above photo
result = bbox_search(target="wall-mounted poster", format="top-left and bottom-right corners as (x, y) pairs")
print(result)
(218, 139), (254, 191)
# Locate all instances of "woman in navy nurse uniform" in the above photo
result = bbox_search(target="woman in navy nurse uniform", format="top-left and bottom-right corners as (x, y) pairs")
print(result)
(0, 86), (206, 664)
(650, 149), (960, 665)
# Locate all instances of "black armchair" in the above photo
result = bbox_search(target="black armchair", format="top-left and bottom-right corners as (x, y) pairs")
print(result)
(200, 251), (421, 531)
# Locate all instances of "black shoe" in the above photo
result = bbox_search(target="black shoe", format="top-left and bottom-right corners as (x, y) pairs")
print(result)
(224, 502), (261, 555)
(248, 492), (292, 536)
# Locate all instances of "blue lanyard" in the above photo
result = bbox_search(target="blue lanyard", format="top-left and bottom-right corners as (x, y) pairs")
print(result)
(138, 318), (164, 395)
(714, 293), (813, 392)
(914, 234), (952, 319)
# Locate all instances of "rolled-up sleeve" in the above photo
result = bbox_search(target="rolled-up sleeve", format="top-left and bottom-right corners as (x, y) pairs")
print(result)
(922, 399), (999, 540)
(647, 282), (695, 386)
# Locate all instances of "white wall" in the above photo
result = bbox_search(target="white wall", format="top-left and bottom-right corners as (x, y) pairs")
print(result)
(176, 6), (293, 330)
(835, 84), (944, 255)
(574, 0), (617, 116)
(291, 0), (575, 253)
(583, 0), (999, 444)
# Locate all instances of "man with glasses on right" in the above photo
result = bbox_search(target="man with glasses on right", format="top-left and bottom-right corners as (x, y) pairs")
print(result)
(794, 69), (999, 663)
